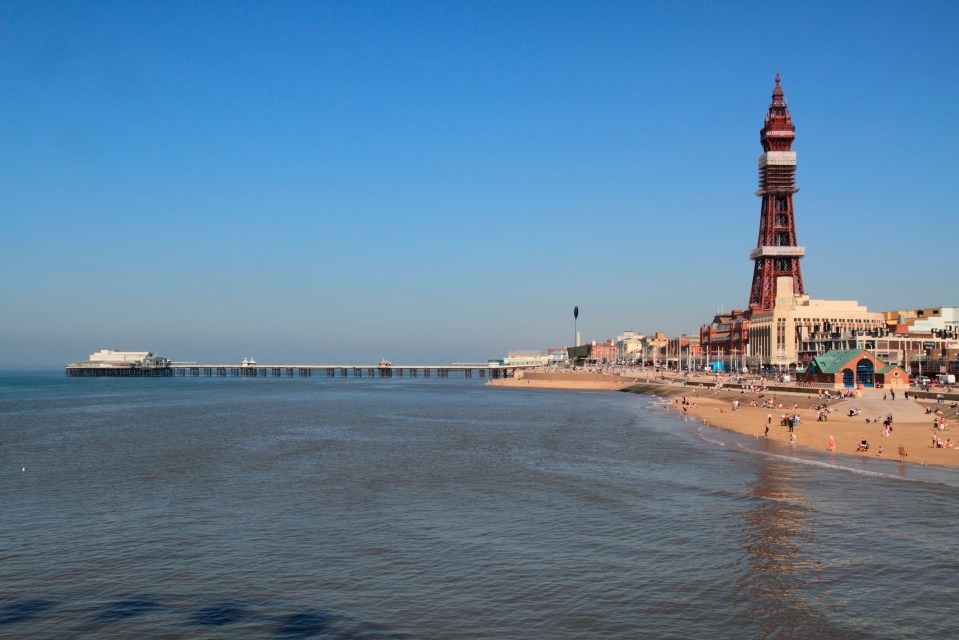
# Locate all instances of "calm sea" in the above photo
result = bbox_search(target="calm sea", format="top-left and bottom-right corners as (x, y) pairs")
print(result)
(2, 370), (958, 639)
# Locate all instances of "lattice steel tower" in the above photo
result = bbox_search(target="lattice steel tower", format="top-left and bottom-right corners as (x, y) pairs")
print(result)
(748, 73), (805, 311)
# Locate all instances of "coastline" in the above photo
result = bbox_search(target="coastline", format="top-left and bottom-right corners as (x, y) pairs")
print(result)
(489, 370), (959, 469)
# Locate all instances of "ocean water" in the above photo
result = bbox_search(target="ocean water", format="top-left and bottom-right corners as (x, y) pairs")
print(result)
(2, 370), (958, 639)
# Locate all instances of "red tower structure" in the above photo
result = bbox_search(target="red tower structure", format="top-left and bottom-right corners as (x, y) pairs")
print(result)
(748, 73), (805, 311)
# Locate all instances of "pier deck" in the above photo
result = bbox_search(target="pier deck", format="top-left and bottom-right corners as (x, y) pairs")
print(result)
(65, 363), (528, 379)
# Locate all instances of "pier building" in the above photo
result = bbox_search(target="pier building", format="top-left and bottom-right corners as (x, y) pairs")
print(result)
(67, 350), (171, 372)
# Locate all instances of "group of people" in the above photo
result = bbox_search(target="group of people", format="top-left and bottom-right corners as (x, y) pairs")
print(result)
(932, 434), (954, 449)
(781, 413), (801, 431)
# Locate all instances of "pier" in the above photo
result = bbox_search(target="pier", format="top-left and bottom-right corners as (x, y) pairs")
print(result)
(65, 363), (527, 379)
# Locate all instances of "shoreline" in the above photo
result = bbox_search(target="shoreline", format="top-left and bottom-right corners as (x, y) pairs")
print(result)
(489, 370), (959, 469)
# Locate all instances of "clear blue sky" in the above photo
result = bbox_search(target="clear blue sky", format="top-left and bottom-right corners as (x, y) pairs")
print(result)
(2, 1), (956, 366)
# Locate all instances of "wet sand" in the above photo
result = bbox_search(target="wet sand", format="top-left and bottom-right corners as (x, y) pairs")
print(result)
(486, 370), (643, 391)
(490, 370), (959, 468)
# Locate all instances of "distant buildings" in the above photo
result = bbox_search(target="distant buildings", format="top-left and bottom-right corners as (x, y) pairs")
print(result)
(884, 307), (959, 335)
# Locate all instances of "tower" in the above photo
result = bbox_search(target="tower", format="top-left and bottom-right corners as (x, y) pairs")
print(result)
(748, 73), (805, 311)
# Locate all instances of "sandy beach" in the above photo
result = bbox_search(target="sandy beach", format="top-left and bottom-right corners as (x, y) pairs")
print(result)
(486, 370), (642, 391)
(490, 370), (959, 468)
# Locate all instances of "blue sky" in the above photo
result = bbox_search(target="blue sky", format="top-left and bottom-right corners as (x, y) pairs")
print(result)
(2, 1), (956, 366)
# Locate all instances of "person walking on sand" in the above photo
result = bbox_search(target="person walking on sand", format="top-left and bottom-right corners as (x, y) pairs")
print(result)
(898, 444), (907, 462)
(828, 435), (836, 452)
(764, 424), (769, 438)
(891, 388), (895, 401)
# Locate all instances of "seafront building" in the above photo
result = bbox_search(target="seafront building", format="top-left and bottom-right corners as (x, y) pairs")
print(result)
(747, 276), (886, 368)
(615, 331), (645, 362)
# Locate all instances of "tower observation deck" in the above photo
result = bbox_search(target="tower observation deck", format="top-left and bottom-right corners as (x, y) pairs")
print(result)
(748, 73), (805, 311)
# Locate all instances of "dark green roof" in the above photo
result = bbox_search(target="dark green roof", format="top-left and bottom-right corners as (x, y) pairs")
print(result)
(810, 349), (872, 374)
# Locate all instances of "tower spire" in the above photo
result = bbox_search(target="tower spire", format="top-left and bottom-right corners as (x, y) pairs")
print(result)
(748, 73), (805, 311)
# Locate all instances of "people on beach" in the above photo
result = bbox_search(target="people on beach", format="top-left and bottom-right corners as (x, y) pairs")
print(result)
(828, 435), (836, 451)
(899, 444), (907, 462)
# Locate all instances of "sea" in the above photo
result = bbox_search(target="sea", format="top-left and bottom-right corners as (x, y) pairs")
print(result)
(2, 370), (958, 640)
